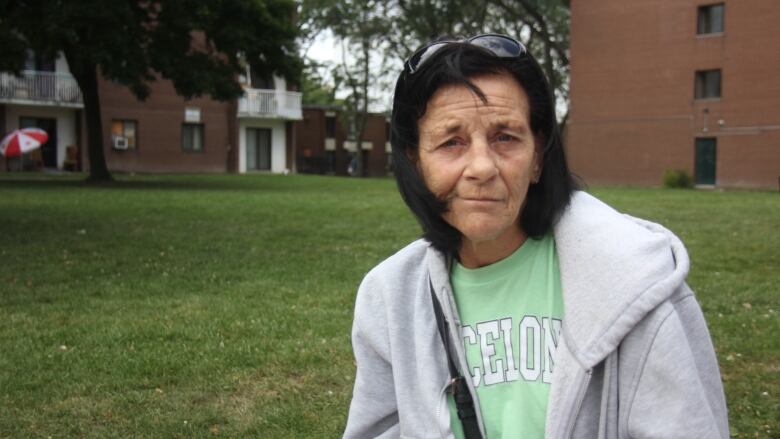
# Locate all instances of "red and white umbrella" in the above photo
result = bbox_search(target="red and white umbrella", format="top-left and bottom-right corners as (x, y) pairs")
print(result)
(0, 128), (49, 157)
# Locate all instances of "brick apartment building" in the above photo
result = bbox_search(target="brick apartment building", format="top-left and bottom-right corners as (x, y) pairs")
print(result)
(293, 106), (391, 177)
(567, 0), (780, 189)
(1, 50), (303, 174)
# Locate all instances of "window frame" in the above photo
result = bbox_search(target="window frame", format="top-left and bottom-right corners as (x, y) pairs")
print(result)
(697, 3), (725, 35)
(23, 49), (56, 72)
(110, 119), (138, 150)
(325, 115), (336, 138)
(694, 69), (722, 100)
(250, 72), (275, 90)
(181, 123), (205, 153)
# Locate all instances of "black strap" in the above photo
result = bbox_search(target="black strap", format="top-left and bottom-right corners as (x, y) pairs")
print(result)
(429, 279), (483, 439)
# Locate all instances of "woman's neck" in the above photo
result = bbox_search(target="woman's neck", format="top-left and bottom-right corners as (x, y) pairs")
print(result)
(457, 227), (527, 269)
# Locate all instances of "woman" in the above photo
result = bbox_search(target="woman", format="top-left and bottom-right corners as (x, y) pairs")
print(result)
(344, 35), (728, 438)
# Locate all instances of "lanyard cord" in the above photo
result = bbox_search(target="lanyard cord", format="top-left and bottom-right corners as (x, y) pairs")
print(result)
(429, 278), (483, 439)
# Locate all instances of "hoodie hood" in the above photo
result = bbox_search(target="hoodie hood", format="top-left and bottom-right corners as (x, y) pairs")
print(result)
(426, 191), (690, 370)
(553, 192), (690, 369)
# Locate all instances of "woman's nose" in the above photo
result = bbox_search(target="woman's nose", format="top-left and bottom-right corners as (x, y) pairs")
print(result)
(463, 137), (498, 182)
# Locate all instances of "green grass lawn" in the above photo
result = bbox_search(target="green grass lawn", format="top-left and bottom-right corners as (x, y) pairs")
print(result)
(0, 174), (777, 438)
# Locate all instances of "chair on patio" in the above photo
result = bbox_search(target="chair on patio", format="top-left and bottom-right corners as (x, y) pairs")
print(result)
(63, 145), (78, 171)
(26, 149), (44, 171)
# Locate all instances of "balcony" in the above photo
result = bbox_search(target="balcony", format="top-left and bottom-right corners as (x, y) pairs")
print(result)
(0, 70), (83, 108)
(238, 88), (302, 120)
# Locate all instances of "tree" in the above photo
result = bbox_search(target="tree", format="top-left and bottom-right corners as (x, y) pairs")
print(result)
(0, 0), (301, 181)
(384, 0), (492, 59)
(300, 0), (389, 176)
(488, 0), (571, 124)
(383, 0), (571, 122)
(300, 60), (343, 106)
(302, 0), (571, 126)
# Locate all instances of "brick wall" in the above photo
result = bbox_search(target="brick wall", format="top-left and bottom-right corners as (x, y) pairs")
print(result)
(568, 0), (780, 188)
(98, 76), (232, 173)
(293, 108), (390, 177)
(360, 115), (391, 177)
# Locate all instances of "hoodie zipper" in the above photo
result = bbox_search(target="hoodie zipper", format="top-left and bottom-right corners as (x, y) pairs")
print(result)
(564, 369), (592, 439)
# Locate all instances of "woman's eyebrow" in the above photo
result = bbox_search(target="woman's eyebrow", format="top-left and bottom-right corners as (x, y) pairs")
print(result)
(422, 122), (461, 139)
(441, 122), (462, 135)
(492, 119), (529, 133)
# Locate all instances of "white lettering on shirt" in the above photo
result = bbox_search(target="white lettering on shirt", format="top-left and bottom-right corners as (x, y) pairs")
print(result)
(461, 316), (562, 388)
(461, 325), (482, 387)
(477, 320), (504, 386)
(519, 316), (541, 381)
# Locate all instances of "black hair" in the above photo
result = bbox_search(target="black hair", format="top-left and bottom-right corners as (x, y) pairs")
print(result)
(390, 40), (578, 256)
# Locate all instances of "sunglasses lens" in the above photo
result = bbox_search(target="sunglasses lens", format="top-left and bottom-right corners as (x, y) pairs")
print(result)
(406, 35), (525, 74)
(469, 35), (525, 58)
(408, 42), (450, 73)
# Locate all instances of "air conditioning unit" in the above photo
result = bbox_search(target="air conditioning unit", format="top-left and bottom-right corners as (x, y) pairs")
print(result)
(113, 136), (129, 150)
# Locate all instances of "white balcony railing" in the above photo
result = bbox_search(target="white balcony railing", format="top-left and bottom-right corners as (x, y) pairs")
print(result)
(0, 70), (83, 107)
(238, 88), (302, 120)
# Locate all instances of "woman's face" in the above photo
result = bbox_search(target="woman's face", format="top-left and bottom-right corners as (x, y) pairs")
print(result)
(416, 72), (540, 249)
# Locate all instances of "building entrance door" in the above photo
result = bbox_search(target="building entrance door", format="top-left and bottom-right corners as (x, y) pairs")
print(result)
(20, 116), (57, 168)
(246, 128), (271, 171)
(695, 138), (716, 185)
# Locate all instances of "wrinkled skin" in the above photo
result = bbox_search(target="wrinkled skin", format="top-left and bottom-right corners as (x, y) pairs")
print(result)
(416, 72), (541, 268)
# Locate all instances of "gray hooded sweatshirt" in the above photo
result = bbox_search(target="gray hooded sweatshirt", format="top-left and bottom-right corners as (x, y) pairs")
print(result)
(344, 192), (729, 438)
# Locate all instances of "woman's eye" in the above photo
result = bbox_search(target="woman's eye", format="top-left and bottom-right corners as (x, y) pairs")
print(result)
(496, 133), (516, 143)
(440, 138), (461, 149)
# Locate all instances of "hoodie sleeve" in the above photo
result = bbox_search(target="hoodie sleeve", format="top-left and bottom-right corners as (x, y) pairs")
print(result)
(627, 289), (729, 439)
(343, 273), (400, 438)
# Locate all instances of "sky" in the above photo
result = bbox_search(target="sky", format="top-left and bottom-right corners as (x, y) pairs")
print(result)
(303, 30), (395, 113)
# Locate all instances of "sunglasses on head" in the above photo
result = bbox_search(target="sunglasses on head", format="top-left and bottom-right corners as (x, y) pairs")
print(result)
(405, 34), (527, 75)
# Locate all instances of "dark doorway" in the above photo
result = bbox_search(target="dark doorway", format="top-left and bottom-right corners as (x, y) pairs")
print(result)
(20, 116), (57, 168)
(250, 72), (274, 90)
(695, 138), (717, 185)
(246, 128), (272, 171)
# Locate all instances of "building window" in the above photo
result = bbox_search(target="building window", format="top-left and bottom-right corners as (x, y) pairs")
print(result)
(24, 49), (55, 72)
(111, 120), (137, 150)
(697, 4), (724, 34)
(251, 72), (274, 90)
(325, 116), (336, 138)
(182, 123), (204, 152)
(695, 70), (721, 99)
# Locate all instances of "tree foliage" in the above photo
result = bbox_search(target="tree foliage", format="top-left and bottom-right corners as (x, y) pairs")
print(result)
(301, 60), (343, 106)
(0, 0), (301, 181)
(300, 0), (390, 176)
(488, 0), (570, 121)
(383, 0), (492, 59)
(301, 0), (571, 124)
(383, 0), (571, 119)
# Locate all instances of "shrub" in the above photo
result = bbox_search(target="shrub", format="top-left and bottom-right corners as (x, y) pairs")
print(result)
(662, 169), (694, 189)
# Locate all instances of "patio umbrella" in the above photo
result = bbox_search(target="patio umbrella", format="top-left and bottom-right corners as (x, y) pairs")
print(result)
(0, 128), (49, 157)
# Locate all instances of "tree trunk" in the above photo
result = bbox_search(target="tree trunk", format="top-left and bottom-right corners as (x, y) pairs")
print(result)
(68, 58), (112, 182)
(356, 30), (371, 177)
(352, 104), (365, 177)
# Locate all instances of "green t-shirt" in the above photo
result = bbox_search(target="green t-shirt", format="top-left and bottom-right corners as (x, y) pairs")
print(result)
(448, 234), (563, 439)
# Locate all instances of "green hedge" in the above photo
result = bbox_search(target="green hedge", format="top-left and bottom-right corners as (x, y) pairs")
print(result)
(663, 169), (693, 189)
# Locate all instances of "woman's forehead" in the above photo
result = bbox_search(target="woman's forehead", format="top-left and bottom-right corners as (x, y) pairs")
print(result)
(420, 113), (529, 137)
(419, 74), (531, 133)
